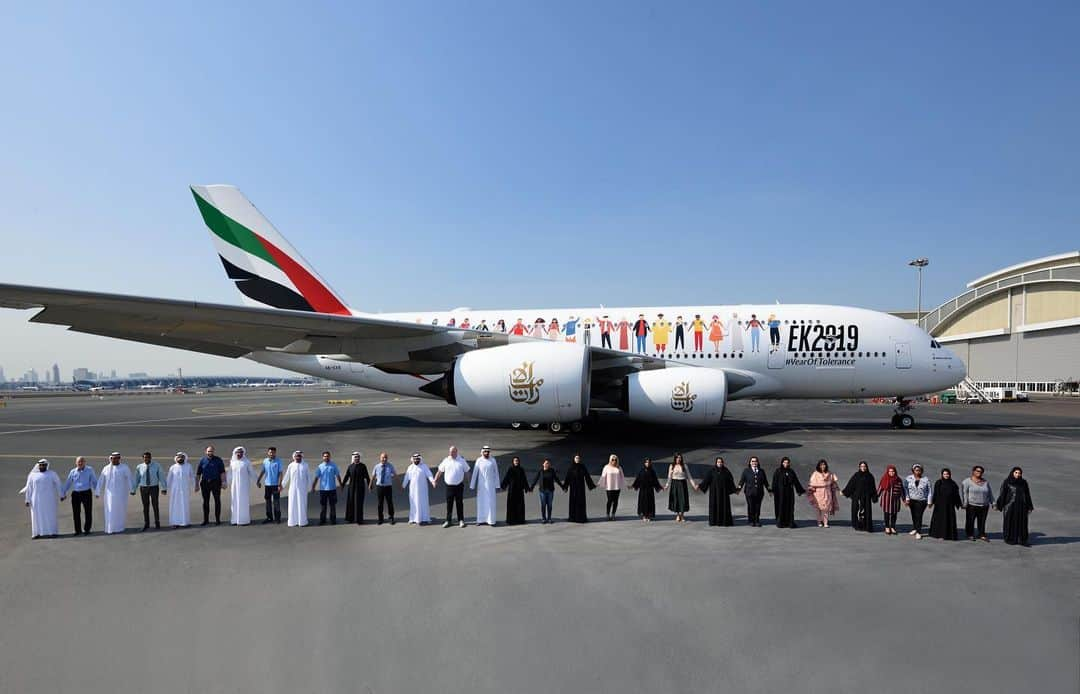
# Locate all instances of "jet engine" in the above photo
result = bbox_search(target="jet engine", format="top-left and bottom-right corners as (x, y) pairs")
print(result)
(624, 367), (727, 426)
(428, 343), (591, 423)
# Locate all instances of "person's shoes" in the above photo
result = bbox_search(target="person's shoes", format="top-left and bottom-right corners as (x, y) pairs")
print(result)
(908, 529), (917, 536)
(331, 520), (337, 525)
(915, 532), (922, 540)
(201, 521), (209, 526)
(155, 523), (161, 530)
(390, 518), (395, 525)
(980, 536), (989, 542)
(215, 520), (221, 526)
(377, 520), (383, 525)
(319, 520), (326, 526)
(443, 521), (451, 528)
(142, 525), (149, 532)
(818, 522), (824, 527)
(262, 519), (272, 525)
(459, 521), (466, 528)
(74, 531), (81, 536)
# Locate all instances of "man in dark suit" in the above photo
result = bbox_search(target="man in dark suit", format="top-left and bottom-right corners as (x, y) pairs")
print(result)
(737, 456), (772, 526)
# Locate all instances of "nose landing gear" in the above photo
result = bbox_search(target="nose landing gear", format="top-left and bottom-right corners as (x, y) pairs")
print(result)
(890, 397), (915, 429)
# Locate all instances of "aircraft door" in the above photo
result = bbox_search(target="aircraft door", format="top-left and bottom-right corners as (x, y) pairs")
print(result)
(893, 342), (911, 369)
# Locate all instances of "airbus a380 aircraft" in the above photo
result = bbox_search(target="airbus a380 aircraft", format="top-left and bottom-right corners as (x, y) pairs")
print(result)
(0, 185), (965, 431)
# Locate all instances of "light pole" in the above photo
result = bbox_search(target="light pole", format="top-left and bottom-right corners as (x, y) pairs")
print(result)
(908, 257), (929, 325)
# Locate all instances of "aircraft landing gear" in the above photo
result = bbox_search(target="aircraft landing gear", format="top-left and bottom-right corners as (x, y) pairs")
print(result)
(891, 397), (915, 429)
(548, 421), (564, 434)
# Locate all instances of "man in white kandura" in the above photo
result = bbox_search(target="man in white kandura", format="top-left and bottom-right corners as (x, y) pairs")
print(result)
(164, 452), (196, 528)
(470, 445), (500, 526)
(434, 446), (471, 528)
(281, 451), (312, 527)
(228, 446), (257, 526)
(402, 453), (434, 525)
(24, 459), (62, 539)
(95, 452), (133, 534)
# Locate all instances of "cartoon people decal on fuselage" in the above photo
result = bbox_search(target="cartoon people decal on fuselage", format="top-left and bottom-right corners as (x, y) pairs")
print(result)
(767, 313), (781, 351)
(432, 309), (780, 358)
(652, 314), (670, 354)
(708, 315), (724, 353)
(596, 315), (614, 350)
(691, 314), (706, 352)
(745, 313), (764, 353)
(633, 314), (649, 353)
(564, 316), (578, 342)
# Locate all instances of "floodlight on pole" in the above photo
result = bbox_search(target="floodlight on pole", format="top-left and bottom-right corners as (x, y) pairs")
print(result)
(908, 258), (929, 325)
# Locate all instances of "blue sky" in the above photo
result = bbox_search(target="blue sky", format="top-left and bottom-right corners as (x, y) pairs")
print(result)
(1, 1), (1077, 377)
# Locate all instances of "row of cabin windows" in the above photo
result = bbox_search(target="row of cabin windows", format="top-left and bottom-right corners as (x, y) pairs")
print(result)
(651, 351), (889, 360)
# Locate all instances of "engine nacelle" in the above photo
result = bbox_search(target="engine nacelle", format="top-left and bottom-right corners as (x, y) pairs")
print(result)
(624, 368), (727, 426)
(449, 343), (590, 423)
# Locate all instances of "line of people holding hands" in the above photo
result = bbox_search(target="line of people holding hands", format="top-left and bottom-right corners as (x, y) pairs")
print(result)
(20, 445), (1035, 546)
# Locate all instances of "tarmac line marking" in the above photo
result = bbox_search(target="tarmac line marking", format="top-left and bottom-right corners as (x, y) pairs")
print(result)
(1009, 429), (1069, 440)
(0, 406), (343, 436)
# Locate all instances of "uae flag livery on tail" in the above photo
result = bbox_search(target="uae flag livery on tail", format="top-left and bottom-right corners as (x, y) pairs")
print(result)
(191, 185), (351, 315)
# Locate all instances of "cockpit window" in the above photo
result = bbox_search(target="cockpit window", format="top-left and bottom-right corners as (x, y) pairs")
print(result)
(930, 340), (941, 349)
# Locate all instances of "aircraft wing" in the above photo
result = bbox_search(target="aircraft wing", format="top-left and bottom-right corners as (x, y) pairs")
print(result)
(0, 283), (480, 367)
(0, 283), (756, 391)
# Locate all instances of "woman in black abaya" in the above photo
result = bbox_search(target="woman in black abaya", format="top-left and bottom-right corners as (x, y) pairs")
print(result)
(561, 454), (596, 523)
(771, 456), (805, 528)
(499, 456), (530, 525)
(631, 458), (662, 522)
(996, 466), (1034, 546)
(841, 461), (877, 532)
(698, 457), (736, 526)
(928, 468), (961, 540)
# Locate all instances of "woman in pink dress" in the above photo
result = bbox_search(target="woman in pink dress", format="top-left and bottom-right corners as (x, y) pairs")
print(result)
(617, 317), (630, 351)
(547, 318), (560, 340)
(806, 459), (840, 527)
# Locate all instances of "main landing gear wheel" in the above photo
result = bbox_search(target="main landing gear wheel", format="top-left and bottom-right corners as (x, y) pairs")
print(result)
(891, 397), (916, 429)
(529, 422), (541, 430)
(569, 421), (584, 434)
(510, 421), (523, 430)
(548, 421), (564, 434)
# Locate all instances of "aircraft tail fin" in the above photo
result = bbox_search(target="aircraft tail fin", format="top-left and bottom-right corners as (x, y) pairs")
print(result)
(190, 185), (351, 315)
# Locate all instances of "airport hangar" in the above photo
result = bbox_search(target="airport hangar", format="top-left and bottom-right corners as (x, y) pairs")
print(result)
(891, 251), (1080, 394)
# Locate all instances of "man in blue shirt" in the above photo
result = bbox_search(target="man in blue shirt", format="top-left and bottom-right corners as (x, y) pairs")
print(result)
(370, 451), (396, 525)
(60, 456), (97, 535)
(311, 451), (343, 525)
(196, 445), (227, 526)
(256, 446), (284, 524)
(132, 451), (167, 531)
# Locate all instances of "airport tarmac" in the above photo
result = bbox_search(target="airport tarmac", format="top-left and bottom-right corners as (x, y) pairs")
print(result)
(0, 388), (1077, 694)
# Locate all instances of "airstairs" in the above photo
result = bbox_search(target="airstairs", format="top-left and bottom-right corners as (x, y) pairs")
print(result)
(956, 377), (992, 403)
